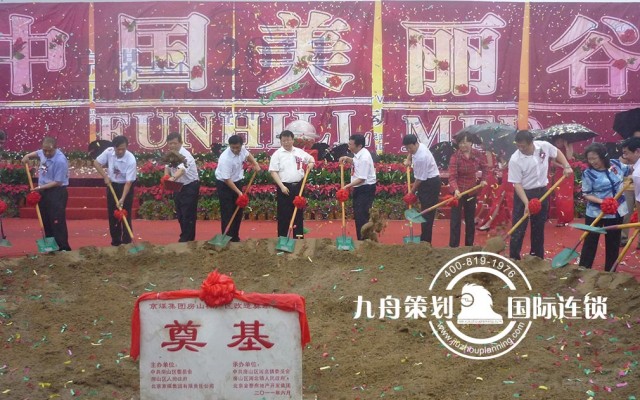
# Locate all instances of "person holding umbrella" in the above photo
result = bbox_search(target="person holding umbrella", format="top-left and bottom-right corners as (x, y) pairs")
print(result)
(508, 130), (573, 260)
(164, 132), (200, 242)
(214, 135), (261, 242)
(21, 137), (71, 251)
(579, 143), (631, 271)
(269, 130), (315, 239)
(93, 135), (137, 247)
(339, 134), (377, 241)
(403, 134), (441, 243)
(448, 132), (487, 247)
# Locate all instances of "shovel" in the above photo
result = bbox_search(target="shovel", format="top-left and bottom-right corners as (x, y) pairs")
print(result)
(484, 176), (566, 254)
(336, 163), (355, 250)
(611, 228), (640, 272)
(552, 179), (631, 268)
(569, 221), (640, 234)
(0, 217), (12, 247)
(24, 165), (59, 253)
(107, 183), (144, 254)
(403, 166), (420, 243)
(208, 171), (257, 248)
(276, 166), (311, 253)
(405, 183), (484, 223)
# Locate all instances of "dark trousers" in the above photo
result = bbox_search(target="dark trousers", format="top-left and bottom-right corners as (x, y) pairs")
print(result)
(509, 187), (548, 260)
(174, 181), (200, 242)
(276, 182), (304, 238)
(40, 186), (71, 251)
(107, 182), (135, 246)
(353, 184), (376, 240)
(449, 193), (477, 247)
(417, 176), (442, 243)
(216, 179), (244, 242)
(579, 215), (622, 272)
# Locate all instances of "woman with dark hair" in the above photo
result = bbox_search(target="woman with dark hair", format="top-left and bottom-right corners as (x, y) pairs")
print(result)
(447, 132), (487, 247)
(579, 143), (631, 271)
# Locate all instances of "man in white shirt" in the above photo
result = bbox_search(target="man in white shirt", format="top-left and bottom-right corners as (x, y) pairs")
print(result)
(164, 132), (200, 242)
(94, 135), (137, 247)
(214, 135), (261, 242)
(339, 134), (377, 240)
(268, 130), (315, 238)
(621, 136), (640, 215)
(508, 130), (573, 260)
(403, 134), (441, 243)
(620, 131), (640, 248)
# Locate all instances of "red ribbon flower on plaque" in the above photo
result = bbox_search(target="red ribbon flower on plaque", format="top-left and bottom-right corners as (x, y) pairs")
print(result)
(26, 192), (42, 206)
(114, 209), (128, 221)
(336, 189), (349, 203)
(630, 211), (638, 224)
(600, 197), (619, 215)
(403, 193), (418, 206)
(236, 194), (249, 208)
(199, 270), (236, 307)
(0, 199), (7, 215)
(442, 194), (459, 207)
(293, 196), (307, 209)
(528, 198), (542, 215)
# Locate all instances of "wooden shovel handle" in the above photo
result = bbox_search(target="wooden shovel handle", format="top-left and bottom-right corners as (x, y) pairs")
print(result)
(107, 183), (135, 241)
(223, 170), (258, 235)
(577, 178), (632, 242)
(613, 228), (640, 271)
(421, 183), (484, 215)
(24, 164), (46, 233)
(340, 163), (346, 228)
(287, 165), (312, 233)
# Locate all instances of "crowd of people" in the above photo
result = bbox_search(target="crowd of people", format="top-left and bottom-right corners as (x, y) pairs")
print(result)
(16, 127), (640, 271)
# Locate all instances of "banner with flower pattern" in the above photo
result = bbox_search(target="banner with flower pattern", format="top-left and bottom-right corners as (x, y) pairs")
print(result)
(0, 1), (639, 154)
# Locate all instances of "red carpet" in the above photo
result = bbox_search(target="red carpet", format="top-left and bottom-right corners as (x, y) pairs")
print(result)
(2, 217), (639, 279)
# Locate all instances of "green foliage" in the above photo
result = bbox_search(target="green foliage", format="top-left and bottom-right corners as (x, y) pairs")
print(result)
(137, 199), (175, 220)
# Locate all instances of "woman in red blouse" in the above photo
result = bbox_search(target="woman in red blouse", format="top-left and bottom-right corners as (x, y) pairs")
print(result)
(448, 132), (488, 247)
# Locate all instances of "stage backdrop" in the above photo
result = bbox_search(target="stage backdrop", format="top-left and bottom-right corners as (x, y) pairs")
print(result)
(1, 0), (639, 153)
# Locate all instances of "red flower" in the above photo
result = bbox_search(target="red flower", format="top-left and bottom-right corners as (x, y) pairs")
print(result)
(620, 29), (637, 44)
(612, 59), (627, 70)
(408, 35), (419, 47)
(286, 19), (299, 28)
(0, 200), (7, 215)
(600, 197), (619, 214)
(236, 194), (249, 208)
(160, 175), (171, 184)
(13, 37), (26, 59)
(26, 192), (42, 206)
(293, 196), (307, 209)
(630, 211), (638, 224)
(199, 270), (236, 307)
(155, 57), (167, 69)
(437, 60), (449, 71)
(403, 193), (418, 206)
(295, 58), (309, 71)
(442, 194), (458, 207)
(528, 198), (542, 215)
(326, 75), (342, 88)
(114, 209), (128, 221)
(336, 189), (349, 203)
(191, 65), (203, 79)
(455, 84), (469, 94)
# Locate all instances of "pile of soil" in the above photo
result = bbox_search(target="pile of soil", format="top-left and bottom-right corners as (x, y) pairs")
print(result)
(1, 240), (638, 399)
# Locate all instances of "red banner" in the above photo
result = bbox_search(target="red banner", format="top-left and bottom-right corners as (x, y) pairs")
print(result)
(0, 1), (638, 154)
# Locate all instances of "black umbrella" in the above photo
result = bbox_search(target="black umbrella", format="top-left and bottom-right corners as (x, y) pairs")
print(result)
(487, 131), (518, 160)
(535, 123), (598, 144)
(456, 122), (517, 148)
(88, 139), (113, 159)
(452, 128), (482, 145)
(603, 142), (623, 159)
(429, 141), (456, 170)
(613, 108), (640, 139)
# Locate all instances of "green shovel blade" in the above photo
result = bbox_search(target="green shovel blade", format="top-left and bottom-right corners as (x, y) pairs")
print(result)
(0, 238), (11, 247)
(208, 234), (232, 248)
(37, 237), (59, 253)
(336, 235), (355, 251)
(276, 236), (296, 253)
(403, 235), (421, 244)
(570, 223), (607, 234)
(404, 209), (426, 223)
(551, 248), (579, 269)
(128, 243), (145, 254)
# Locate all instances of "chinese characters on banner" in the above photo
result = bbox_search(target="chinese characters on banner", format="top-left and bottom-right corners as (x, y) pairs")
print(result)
(0, 1), (638, 153)
(139, 298), (302, 400)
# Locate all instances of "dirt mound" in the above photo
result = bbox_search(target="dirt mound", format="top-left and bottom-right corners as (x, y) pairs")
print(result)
(1, 241), (638, 399)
